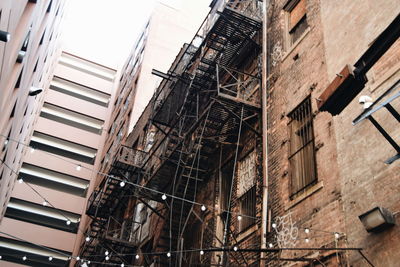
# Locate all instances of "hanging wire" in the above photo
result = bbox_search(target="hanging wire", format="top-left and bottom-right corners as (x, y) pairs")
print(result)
(0, 133), (259, 220)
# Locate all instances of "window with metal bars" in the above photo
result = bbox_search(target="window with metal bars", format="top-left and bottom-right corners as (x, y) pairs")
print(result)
(238, 186), (256, 232)
(288, 97), (317, 198)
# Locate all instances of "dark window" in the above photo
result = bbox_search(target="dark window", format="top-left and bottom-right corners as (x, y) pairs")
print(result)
(288, 97), (317, 198)
(220, 160), (233, 223)
(285, 0), (309, 45)
(238, 186), (256, 232)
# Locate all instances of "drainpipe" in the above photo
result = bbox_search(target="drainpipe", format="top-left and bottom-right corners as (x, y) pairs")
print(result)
(260, 0), (270, 266)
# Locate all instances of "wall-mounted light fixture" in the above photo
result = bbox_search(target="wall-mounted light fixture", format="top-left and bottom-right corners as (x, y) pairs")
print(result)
(359, 207), (395, 233)
(29, 87), (43, 96)
(0, 30), (11, 42)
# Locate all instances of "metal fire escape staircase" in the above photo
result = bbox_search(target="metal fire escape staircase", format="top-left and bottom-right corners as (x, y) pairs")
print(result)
(135, 1), (262, 265)
(80, 146), (148, 264)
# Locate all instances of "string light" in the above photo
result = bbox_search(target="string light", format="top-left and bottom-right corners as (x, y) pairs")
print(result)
(268, 243), (273, 248)
(0, 255), (2, 259)
(88, 261), (91, 264)
(30, 147), (35, 153)
(22, 256), (27, 261)
(135, 254), (140, 259)
(0, 135), (260, 222)
(85, 236), (90, 242)
(167, 252), (171, 257)
(200, 250), (204, 255)
(66, 220), (71, 225)
(105, 251), (109, 256)
(42, 201), (47, 206)
(105, 256), (110, 261)
(161, 194), (167, 200)
(334, 232), (340, 239)
(237, 215), (242, 221)
(201, 205), (206, 211)
(272, 223), (277, 228)
(4, 139), (8, 145)
(305, 238), (310, 243)
(76, 256), (80, 260)
(233, 246), (238, 251)
(48, 256), (53, 261)
(304, 228), (310, 234)
(119, 180), (126, 187)
(18, 178), (23, 184)
(121, 263), (125, 267)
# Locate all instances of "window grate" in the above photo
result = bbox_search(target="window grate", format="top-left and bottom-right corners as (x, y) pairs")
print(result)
(239, 186), (256, 232)
(288, 97), (317, 198)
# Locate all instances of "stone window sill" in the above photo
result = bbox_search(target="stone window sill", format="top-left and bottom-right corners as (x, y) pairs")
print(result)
(236, 224), (258, 242)
(286, 181), (324, 210)
(282, 27), (311, 62)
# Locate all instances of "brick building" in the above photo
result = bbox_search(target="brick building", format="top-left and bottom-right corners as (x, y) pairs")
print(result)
(77, 0), (400, 266)
(265, 0), (399, 266)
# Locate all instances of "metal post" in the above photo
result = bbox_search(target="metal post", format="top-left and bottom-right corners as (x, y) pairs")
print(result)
(368, 116), (400, 153)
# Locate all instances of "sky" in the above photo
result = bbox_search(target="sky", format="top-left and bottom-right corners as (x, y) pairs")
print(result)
(61, 0), (184, 70)
(62, 0), (155, 69)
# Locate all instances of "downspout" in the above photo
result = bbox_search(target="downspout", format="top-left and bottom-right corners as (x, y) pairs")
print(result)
(260, 0), (270, 266)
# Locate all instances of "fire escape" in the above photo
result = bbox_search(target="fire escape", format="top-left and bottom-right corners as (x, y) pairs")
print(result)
(78, 0), (262, 266)
(142, 0), (262, 265)
(79, 146), (148, 265)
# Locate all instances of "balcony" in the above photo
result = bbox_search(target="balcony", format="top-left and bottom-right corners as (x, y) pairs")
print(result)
(109, 145), (148, 177)
(103, 217), (142, 247)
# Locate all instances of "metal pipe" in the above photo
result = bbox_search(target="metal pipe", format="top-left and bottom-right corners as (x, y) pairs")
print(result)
(260, 0), (270, 266)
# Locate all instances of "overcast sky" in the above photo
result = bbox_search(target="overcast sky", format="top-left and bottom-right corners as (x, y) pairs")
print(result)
(61, 0), (210, 70)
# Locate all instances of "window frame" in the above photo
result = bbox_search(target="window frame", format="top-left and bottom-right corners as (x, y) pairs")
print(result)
(283, 0), (309, 49)
(287, 96), (317, 199)
(238, 185), (257, 233)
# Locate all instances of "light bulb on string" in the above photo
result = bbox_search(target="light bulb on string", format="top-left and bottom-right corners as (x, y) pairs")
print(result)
(105, 256), (110, 261)
(135, 254), (139, 259)
(18, 178), (23, 184)
(120, 180), (126, 187)
(121, 264), (125, 267)
(105, 251), (109, 256)
(334, 232), (340, 239)
(88, 261), (91, 264)
(304, 228), (310, 234)
(76, 256), (80, 260)
(85, 236), (90, 242)
(161, 194), (167, 200)
(237, 215), (242, 221)
(0, 255), (2, 259)
(233, 246), (238, 251)
(201, 205), (206, 211)
(167, 252), (171, 257)
(305, 238), (310, 243)
(42, 201), (47, 206)
(30, 147), (35, 153)
(268, 243), (273, 248)
(66, 220), (71, 225)
(272, 223), (277, 228)
(200, 250), (204, 255)
(22, 256), (27, 261)
(48, 256), (53, 261)
(4, 139), (8, 146)
(76, 165), (81, 171)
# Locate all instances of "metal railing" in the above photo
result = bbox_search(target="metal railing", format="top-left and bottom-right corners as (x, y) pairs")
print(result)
(87, 190), (103, 216)
(217, 64), (261, 108)
(116, 145), (148, 168)
(151, 0), (261, 116)
(104, 216), (142, 246)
